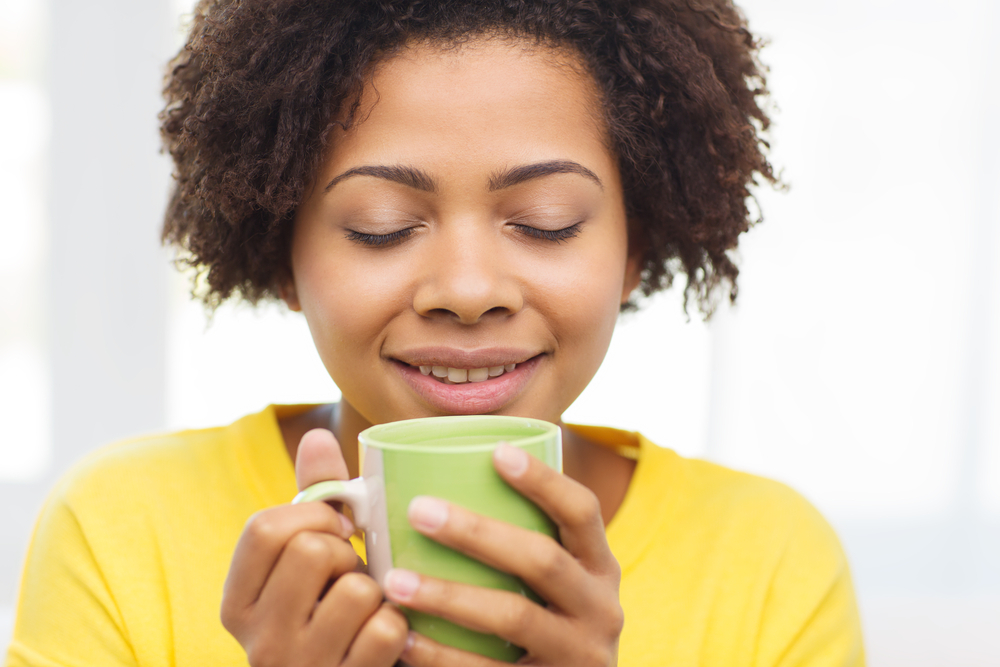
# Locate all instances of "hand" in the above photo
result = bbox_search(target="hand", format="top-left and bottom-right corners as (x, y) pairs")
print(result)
(382, 443), (623, 666)
(220, 428), (409, 666)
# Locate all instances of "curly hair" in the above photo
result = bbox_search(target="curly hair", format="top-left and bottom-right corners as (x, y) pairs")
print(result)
(161, 0), (777, 316)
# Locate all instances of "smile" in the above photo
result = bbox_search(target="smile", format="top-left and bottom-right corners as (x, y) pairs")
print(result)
(418, 364), (518, 384)
(390, 353), (542, 415)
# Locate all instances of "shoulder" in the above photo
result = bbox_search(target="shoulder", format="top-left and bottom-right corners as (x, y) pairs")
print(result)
(641, 441), (842, 559)
(619, 439), (852, 605)
(22, 407), (293, 605)
(54, 404), (297, 507)
(41, 405), (297, 552)
(52, 421), (235, 512)
(615, 441), (864, 665)
(11, 411), (290, 666)
(663, 455), (864, 664)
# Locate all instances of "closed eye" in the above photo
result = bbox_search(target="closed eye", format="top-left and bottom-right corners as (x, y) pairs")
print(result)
(345, 227), (415, 247)
(514, 221), (583, 243)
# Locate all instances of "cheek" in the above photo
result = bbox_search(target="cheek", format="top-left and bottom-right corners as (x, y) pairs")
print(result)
(293, 247), (407, 372)
(562, 261), (624, 352)
(531, 236), (627, 374)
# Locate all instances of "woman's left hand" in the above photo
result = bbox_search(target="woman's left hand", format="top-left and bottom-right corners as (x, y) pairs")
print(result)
(382, 443), (624, 666)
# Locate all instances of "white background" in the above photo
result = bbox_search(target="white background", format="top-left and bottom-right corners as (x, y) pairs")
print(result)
(1, 0), (998, 663)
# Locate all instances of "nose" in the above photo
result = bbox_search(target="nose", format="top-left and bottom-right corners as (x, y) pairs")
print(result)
(412, 226), (524, 324)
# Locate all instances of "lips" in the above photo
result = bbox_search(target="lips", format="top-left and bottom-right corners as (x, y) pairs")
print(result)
(390, 353), (542, 415)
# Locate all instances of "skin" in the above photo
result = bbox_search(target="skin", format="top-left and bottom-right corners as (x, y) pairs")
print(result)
(221, 37), (642, 667)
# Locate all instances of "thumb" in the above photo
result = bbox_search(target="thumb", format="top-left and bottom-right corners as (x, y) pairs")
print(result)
(295, 428), (350, 491)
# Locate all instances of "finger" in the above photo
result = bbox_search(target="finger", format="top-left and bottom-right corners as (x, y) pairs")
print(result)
(307, 572), (385, 660)
(406, 496), (592, 613)
(296, 427), (350, 491)
(340, 602), (409, 667)
(493, 443), (616, 574)
(223, 502), (354, 615)
(383, 569), (567, 661)
(252, 530), (361, 634)
(401, 631), (503, 667)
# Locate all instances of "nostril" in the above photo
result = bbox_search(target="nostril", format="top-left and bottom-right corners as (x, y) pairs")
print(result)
(412, 276), (523, 323)
(422, 306), (512, 323)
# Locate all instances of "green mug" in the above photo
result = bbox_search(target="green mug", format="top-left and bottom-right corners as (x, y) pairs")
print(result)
(293, 415), (562, 662)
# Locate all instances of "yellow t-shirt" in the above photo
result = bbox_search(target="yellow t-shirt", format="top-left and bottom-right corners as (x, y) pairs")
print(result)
(6, 405), (864, 666)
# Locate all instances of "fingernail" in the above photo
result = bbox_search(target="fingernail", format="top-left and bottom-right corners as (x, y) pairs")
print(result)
(338, 513), (355, 535)
(494, 442), (529, 477)
(384, 568), (420, 602)
(408, 496), (448, 532)
(404, 630), (417, 652)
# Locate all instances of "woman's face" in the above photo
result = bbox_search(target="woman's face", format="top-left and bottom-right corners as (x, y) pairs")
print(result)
(287, 38), (639, 426)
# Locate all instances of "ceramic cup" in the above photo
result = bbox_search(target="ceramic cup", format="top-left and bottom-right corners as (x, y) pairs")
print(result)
(292, 415), (562, 662)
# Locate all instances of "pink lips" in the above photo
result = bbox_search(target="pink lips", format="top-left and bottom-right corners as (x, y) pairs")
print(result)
(392, 355), (541, 415)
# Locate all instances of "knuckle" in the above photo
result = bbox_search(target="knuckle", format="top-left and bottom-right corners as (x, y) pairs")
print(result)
(335, 572), (383, 609)
(565, 488), (601, 527)
(583, 643), (616, 667)
(527, 457), (554, 484)
(604, 555), (622, 585)
(367, 604), (409, 648)
(496, 598), (534, 638)
(245, 510), (282, 545)
(333, 544), (364, 575)
(245, 636), (281, 667)
(531, 539), (569, 579)
(287, 530), (357, 572)
(608, 600), (625, 635)
(460, 510), (488, 542)
(219, 597), (242, 633)
(287, 530), (331, 560)
(577, 600), (624, 666)
(413, 634), (447, 665)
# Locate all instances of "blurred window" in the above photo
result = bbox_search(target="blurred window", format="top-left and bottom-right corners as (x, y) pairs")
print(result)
(0, 0), (51, 481)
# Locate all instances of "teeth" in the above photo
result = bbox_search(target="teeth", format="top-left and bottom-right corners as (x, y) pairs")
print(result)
(419, 363), (519, 384)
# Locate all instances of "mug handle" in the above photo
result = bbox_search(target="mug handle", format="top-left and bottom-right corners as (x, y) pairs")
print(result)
(292, 478), (371, 529)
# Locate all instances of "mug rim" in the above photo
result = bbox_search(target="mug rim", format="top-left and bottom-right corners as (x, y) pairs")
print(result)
(358, 415), (559, 453)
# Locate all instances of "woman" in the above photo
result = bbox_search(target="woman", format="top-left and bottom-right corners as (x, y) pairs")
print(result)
(7, 1), (864, 665)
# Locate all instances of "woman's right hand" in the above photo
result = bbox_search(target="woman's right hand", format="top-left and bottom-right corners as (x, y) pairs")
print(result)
(220, 428), (410, 666)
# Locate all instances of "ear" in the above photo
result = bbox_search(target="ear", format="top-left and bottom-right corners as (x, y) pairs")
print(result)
(278, 275), (302, 312)
(621, 250), (643, 305)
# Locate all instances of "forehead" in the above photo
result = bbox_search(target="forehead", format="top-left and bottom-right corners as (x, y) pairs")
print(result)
(324, 38), (613, 180)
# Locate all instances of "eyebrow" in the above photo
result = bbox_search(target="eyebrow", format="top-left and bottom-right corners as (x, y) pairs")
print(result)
(323, 159), (603, 194)
(489, 160), (603, 191)
(324, 165), (436, 193)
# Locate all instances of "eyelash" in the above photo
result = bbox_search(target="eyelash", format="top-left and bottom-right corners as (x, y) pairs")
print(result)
(345, 221), (583, 247)
(513, 222), (582, 243)
(345, 228), (415, 247)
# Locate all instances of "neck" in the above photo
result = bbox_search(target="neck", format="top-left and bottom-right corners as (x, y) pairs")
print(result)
(331, 400), (372, 479)
(278, 401), (369, 480)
